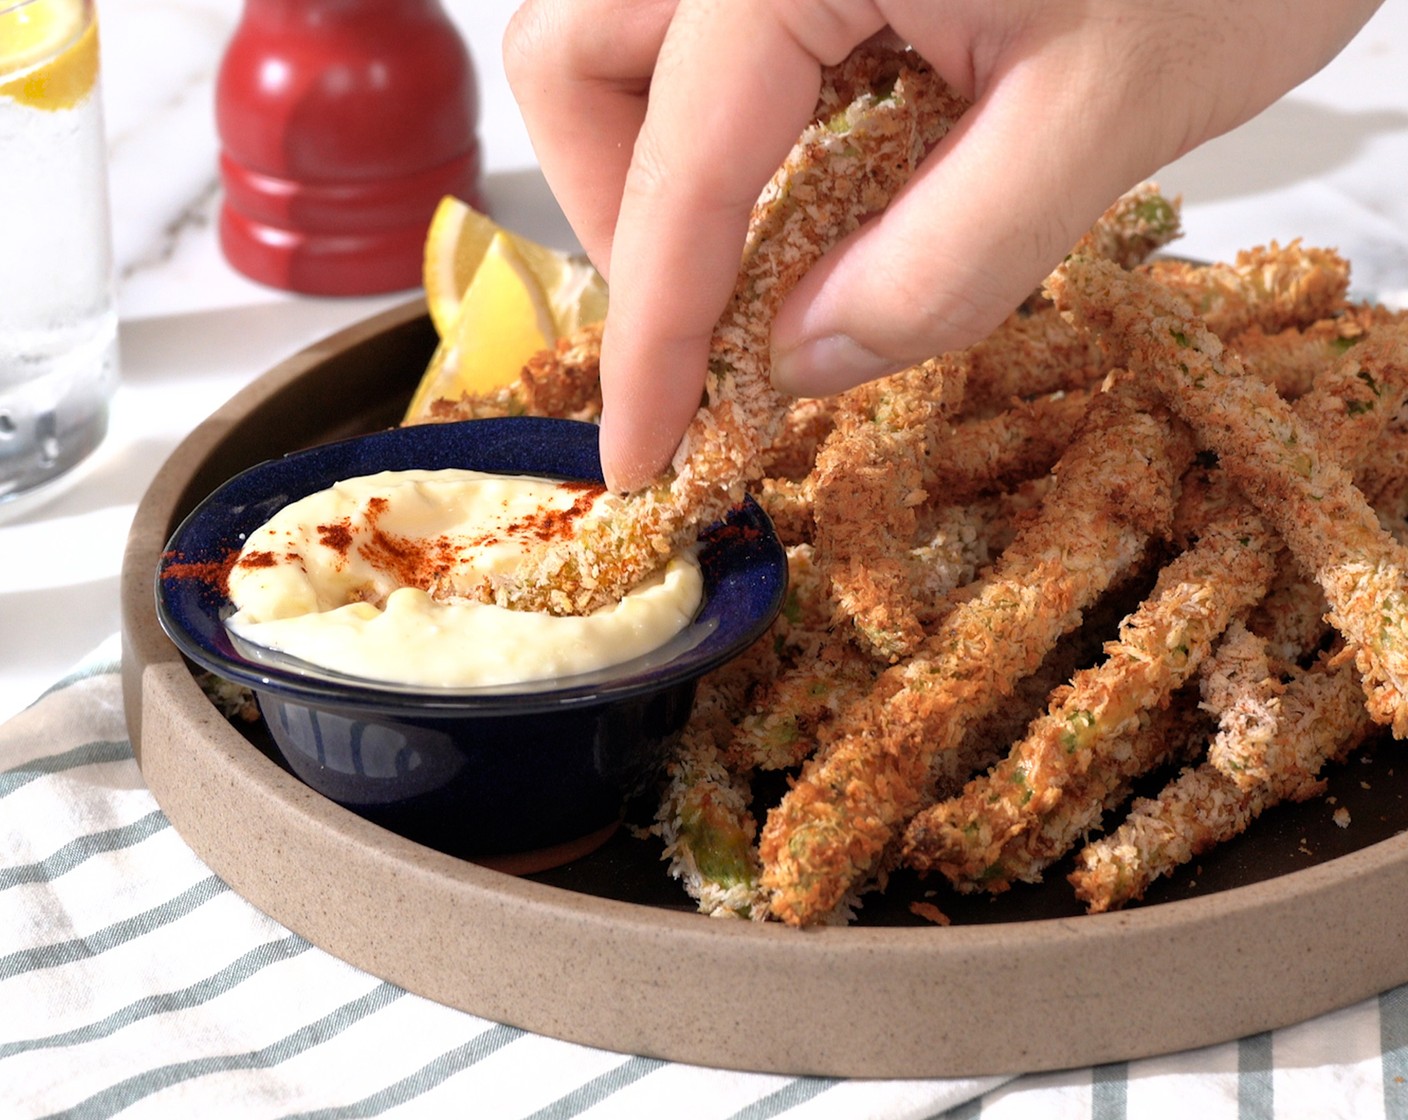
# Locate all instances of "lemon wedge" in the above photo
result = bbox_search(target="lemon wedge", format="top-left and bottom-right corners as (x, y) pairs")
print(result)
(422, 195), (607, 339)
(405, 231), (559, 422)
(0, 0), (98, 111)
(407, 200), (609, 423)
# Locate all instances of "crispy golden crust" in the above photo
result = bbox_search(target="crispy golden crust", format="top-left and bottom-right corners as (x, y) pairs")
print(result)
(1138, 241), (1350, 338)
(809, 357), (967, 660)
(1068, 182), (1183, 271)
(1069, 645), (1372, 913)
(760, 397), (840, 482)
(481, 49), (970, 616)
(1244, 564), (1330, 668)
(1358, 425), (1408, 514)
(902, 487), (1276, 889)
(752, 387), (1076, 560)
(727, 650), (880, 775)
(1051, 255), (1408, 735)
(959, 306), (1110, 417)
(755, 476), (814, 546)
(757, 379), (1190, 925)
(925, 388), (1095, 504)
(1201, 620), (1294, 790)
(1231, 308), (1381, 402)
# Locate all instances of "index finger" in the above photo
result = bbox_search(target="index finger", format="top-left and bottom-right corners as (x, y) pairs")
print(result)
(597, 0), (887, 490)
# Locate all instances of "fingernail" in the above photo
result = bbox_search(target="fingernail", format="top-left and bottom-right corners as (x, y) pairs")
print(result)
(601, 457), (647, 496)
(771, 333), (905, 396)
(601, 445), (669, 495)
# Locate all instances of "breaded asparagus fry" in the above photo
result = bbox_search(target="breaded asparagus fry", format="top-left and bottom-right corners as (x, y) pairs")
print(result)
(757, 378), (1190, 925)
(1201, 620), (1298, 791)
(959, 306), (1109, 417)
(727, 650), (879, 773)
(916, 695), (1211, 889)
(1069, 645), (1372, 913)
(959, 184), (1178, 415)
(903, 490), (1277, 889)
(924, 388), (1094, 504)
(1231, 307), (1381, 401)
(1244, 563), (1331, 668)
(655, 720), (766, 918)
(654, 637), (778, 919)
(492, 49), (971, 615)
(932, 565), (1209, 824)
(1051, 257), (1408, 733)
(809, 356), (967, 660)
(1067, 182), (1183, 270)
(1076, 352), (1408, 910)
(1366, 429), (1408, 549)
(755, 476), (815, 547)
(904, 314), (1408, 889)
(760, 397), (840, 482)
(1358, 425), (1408, 517)
(904, 501), (1000, 625)
(1140, 241), (1350, 337)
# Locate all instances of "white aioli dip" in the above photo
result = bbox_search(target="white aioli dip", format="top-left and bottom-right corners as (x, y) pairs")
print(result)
(224, 469), (703, 688)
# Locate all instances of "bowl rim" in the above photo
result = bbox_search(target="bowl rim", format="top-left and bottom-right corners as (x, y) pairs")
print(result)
(154, 416), (787, 716)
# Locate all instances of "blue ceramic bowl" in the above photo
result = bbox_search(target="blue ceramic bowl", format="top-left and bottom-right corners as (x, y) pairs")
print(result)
(156, 417), (787, 869)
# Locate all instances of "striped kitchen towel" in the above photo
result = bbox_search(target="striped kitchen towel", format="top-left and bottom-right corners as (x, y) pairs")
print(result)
(3, 636), (1408, 1119)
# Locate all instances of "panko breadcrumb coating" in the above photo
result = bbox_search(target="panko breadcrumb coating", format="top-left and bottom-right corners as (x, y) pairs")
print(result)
(905, 303), (1408, 892)
(809, 356), (968, 660)
(480, 48), (969, 616)
(903, 482), (1277, 889)
(758, 379), (1191, 925)
(1051, 256), (1408, 735)
(1069, 645), (1372, 912)
(374, 39), (1408, 924)
(925, 388), (1095, 504)
(1139, 241), (1350, 338)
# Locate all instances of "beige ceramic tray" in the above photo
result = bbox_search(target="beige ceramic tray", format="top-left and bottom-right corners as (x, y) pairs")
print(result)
(121, 299), (1408, 1078)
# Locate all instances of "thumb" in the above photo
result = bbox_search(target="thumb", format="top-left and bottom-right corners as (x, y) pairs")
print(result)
(768, 45), (1163, 397)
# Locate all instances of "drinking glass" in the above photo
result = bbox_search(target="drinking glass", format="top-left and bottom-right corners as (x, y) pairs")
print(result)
(0, 0), (118, 510)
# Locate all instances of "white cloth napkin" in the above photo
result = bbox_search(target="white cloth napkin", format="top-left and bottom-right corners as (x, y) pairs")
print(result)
(4, 637), (1406, 1119)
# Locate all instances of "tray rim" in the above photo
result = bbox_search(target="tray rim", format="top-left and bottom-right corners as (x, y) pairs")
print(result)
(119, 298), (1408, 1078)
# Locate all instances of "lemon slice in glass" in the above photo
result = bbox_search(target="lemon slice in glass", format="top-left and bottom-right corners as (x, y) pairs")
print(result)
(405, 231), (559, 422)
(0, 0), (98, 111)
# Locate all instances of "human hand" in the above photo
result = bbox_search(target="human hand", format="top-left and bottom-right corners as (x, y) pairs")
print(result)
(505, 0), (1383, 492)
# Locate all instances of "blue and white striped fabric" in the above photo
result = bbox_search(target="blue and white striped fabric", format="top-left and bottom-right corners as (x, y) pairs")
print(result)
(5, 637), (1408, 1119)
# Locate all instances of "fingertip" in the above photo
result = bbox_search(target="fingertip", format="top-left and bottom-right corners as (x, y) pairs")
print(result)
(597, 405), (679, 494)
(597, 324), (711, 493)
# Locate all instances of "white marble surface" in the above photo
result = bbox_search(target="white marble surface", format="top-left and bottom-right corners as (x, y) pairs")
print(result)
(2, 0), (1408, 722)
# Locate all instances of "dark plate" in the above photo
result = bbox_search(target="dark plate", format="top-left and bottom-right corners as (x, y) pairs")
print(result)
(119, 299), (1408, 1077)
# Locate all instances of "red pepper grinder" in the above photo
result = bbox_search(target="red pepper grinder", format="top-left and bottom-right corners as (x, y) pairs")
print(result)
(215, 0), (484, 295)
